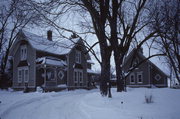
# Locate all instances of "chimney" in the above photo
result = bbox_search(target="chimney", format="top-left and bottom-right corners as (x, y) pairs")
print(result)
(47, 30), (52, 41)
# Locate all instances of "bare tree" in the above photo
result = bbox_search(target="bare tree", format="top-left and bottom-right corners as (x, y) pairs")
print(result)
(73, 0), (158, 92)
(0, 0), (40, 88)
(151, 0), (180, 83)
(28, 0), (164, 94)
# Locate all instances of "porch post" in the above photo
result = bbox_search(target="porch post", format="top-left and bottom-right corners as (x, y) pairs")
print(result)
(44, 66), (46, 87)
(55, 67), (57, 86)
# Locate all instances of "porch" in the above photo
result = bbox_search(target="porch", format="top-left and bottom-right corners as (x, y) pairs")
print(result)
(36, 57), (67, 89)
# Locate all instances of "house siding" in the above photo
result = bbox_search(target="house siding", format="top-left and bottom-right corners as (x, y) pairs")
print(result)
(150, 65), (167, 87)
(125, 60), (150, 87)
(12, 41), (36, 89)
(67, 43), (88, 88)
(123, 50), (167, 88)
(35, 51), (67, 87)
(11, 31), (91, 91)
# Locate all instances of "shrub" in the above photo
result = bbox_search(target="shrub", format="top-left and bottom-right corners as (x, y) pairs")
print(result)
(145, 94), (153, 104)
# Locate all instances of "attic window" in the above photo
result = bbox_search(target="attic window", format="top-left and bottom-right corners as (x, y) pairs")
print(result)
(132, 58), (139, 68)
(21, 45), (27, 61)
(155, 74), (161, 81)
(75, 50), (81, 63)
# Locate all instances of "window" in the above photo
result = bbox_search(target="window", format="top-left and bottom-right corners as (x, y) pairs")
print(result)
(18, 67), (29, 83)
(18, 69), (22, 83)
(24, 69), (29, 82)
(21, 45), (27, 60)
(79, 72), (83, 86)
(155, 74), (161, 81)
(130, 74), (135, 84)
(75, 50), (81, 63)
(137, 72), (143, 83)
(74, 69), (83, 86)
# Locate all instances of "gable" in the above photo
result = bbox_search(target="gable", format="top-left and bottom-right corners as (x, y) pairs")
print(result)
(123, 49), (145, 71)
(10, 30), (83, 56)
(123, 49), (167, 77)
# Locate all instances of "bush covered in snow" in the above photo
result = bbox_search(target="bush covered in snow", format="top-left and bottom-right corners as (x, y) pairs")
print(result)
(145, 94), (153, 103)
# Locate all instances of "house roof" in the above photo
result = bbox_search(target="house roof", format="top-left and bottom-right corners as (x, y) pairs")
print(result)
(21, 30), (81, 55)
(124, 49), (168, 77)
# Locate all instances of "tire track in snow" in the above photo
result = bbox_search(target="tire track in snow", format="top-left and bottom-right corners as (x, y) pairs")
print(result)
(0, 90), (96, 119)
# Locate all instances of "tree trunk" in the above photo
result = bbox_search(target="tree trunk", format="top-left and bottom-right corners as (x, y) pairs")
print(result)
(114, 52), (124, 92)
(100, 48), (111, 96)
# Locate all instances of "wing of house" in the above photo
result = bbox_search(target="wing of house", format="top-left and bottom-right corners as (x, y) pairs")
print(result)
(9, 30), (95, 91)
(123, 48), (168, 88)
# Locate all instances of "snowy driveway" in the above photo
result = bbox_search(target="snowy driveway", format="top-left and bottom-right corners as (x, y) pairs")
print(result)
(0, 90), (94, 119)
(1, 88), (180, 119)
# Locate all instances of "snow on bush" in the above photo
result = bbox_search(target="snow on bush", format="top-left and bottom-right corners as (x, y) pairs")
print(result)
(145, 94), (153, 103)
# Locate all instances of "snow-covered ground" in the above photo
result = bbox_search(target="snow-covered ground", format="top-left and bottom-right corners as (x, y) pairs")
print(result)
(0, 88), (180, 119)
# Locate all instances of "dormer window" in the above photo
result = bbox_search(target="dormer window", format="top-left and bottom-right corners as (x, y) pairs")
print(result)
(21, 45), (27, 60)
(75, 50), (81, 63)
(132, 58), (139, 67)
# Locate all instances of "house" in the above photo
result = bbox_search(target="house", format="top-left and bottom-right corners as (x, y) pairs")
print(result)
(9, 30), (95, 91)
(123, 48), (168, 88)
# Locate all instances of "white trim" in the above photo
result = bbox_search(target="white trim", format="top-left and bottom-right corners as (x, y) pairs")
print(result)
(155, 74), (161, 81)
(13, 85), (36, 88)
(130, 73), (135, 84)
(137, 71), (143, 83)
(127, 84), (151, 87)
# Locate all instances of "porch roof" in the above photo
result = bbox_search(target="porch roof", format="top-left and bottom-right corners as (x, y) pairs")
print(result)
(87, 68), (96, 74)
(36, 57), (67, 67)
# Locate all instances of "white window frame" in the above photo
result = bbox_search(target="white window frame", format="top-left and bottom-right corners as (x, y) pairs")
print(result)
(75, 50), (81, 63)
(20, 45), (27, 61)
(18, 67), (29, 83)
(137, 72), (143, 83)
(130, 73), (135, 84)
(74, 69), (83, 86)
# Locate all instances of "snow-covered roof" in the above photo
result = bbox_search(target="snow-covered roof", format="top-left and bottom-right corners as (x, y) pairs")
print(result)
(21, 30), (80, 55)
(36, 57), (67, 67)
(87, 69), (96, 74)
(87, 60), (94, 64)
